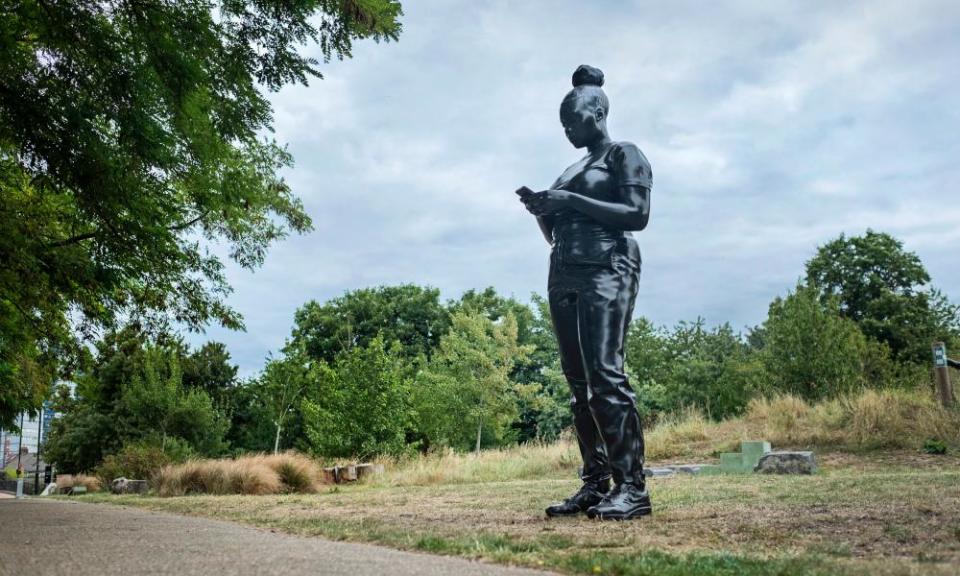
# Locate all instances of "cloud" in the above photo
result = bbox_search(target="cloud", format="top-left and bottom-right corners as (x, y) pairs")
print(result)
(187, 0), (960, 376)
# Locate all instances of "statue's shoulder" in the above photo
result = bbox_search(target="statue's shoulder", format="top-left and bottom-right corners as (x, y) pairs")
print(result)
(609, 141), (652, 187)
(609, 141), (651, 169)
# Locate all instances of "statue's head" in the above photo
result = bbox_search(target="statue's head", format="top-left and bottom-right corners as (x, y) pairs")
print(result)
(560, 65), (609, 148)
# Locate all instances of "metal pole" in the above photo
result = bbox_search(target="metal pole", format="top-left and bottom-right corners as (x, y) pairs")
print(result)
(34, 409), (43, 494)
(932, 342), (955, 408)
(16, 412), (23, 471)
(15, 412), (24, 498)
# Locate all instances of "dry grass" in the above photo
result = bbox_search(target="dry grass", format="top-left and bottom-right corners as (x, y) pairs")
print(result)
(155, 451), (326, 496)
(56, 473), (102, 493)
(371, 440), (581, 487)
(744, 388), (960, 450)
(368, 388), (959, 486)
(645, 406), (715, 460)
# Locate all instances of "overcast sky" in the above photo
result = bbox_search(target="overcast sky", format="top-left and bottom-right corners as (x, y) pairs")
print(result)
(187, 0), (960, 377)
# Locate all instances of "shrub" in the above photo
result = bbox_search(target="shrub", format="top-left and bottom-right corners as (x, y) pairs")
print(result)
(256, 452), (325, 493)
(154, 451), (325, 496)
(95, 442), (176, 485)
(56, 474), (102, 493)
(923, 439), (948, 455)
(763, 285), (869, 400)
(227, 458), (281, 495)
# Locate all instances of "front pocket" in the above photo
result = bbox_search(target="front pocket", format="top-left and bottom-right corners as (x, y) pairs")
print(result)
(560, 237), (617, 268)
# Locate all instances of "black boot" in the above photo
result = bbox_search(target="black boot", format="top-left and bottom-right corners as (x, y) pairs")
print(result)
(545, 479), (610, 517)
(586, 483), (651, 520)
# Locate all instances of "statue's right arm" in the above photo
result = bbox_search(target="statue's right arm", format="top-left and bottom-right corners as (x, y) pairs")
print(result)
(536, 215), (554, 245)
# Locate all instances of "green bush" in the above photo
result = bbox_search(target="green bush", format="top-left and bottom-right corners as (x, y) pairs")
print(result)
(94, 439), (193, 484)
(626, 318), (768, 420)
(301, 336), (415, 459)
(923, 438), (948, 455)
(763, 284), (869, 400)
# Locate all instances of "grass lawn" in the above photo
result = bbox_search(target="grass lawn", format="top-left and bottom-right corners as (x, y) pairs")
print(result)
(77, 451), (960, 576)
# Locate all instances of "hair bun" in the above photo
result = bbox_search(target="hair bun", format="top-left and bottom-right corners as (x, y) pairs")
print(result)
(572, 65), (604, 88)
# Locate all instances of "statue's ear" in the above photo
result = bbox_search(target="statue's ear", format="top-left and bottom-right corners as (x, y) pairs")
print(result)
(594, 107), (605, 122)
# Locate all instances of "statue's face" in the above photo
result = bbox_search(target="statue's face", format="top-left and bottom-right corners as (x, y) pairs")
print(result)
(560, 95), (601, 148)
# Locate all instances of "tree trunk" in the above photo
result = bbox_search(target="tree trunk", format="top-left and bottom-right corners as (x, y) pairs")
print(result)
(475, 420), (482, 456)
(274, 422), (282, 455)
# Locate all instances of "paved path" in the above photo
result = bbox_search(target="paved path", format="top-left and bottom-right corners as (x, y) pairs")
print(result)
(0, 499), (555, 576)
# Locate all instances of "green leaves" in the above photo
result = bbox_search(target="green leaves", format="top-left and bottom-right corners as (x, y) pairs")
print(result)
(288, 285), (451, 363)
(44, 327), (233, 472)
(626, 318), (766, 420)
(301, 336), (412, 459)
(0, 0), (402, 428)
(763, 285), (869, 400)
(805, 230), (959, 363)
(412, 312), (533, 452)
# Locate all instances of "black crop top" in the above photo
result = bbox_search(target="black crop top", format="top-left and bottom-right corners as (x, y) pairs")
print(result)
(550, 141), (652, 238)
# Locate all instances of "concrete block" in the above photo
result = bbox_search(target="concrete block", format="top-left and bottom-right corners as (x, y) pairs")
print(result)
(740, 441), (772, 468)
(720, 452), (748, 473)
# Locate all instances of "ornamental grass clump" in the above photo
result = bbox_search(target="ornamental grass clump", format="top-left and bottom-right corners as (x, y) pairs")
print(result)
(257, 452), (325, 493)
(154, 451), (326, 496)
(56, 474), (102, 493)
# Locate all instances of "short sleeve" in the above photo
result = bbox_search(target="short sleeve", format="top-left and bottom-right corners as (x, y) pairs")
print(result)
(610, 142), (652, 189)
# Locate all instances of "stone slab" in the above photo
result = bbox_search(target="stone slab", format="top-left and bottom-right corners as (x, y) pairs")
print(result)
(754, 451), (817, 475)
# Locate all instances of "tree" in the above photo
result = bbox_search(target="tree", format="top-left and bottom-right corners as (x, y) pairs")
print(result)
(288, 285), (450, 364)
(806, 230), (959, 363)
(221, 380), (278, 454)
(259, 353), (311, 454)
(413, 312), (534, 453)
(44, 326), (232, 472)
(451, 289), (563, 442)
(301, 336), (413, 459)
(762, 284), (869, 400)
(625, 318), (767, 420)
(0, 0), (403, 429)
(117, 346), (227, 456)
(182, 342), (239, 409)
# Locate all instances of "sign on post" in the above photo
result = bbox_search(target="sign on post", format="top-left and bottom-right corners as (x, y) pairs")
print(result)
(932, 342), (954, 408)
(933, 342), (948, 368)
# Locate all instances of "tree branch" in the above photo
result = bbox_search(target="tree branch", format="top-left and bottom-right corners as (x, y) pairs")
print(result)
(170, 211), (208, 231)
(44, 231), (98, 248)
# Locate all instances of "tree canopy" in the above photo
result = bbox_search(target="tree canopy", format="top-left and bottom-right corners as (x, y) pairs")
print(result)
(806, 230), (959, 363)
(287, 285), (449, 363)
(0, 0), (403, 429)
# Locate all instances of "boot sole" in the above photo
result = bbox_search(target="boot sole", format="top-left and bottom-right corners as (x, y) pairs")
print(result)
(587, 505), (652, 520)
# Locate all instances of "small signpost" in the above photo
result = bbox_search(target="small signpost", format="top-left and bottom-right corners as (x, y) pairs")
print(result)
(932, 342), (955, 407)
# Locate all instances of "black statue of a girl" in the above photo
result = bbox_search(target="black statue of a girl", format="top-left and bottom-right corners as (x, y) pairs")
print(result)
(517, 65), (652, 520)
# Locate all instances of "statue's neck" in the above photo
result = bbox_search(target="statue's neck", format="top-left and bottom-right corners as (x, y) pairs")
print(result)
(587, 134), (612, 154)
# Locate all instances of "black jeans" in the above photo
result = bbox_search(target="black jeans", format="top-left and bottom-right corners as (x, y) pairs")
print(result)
(548, 231), (645, 488)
